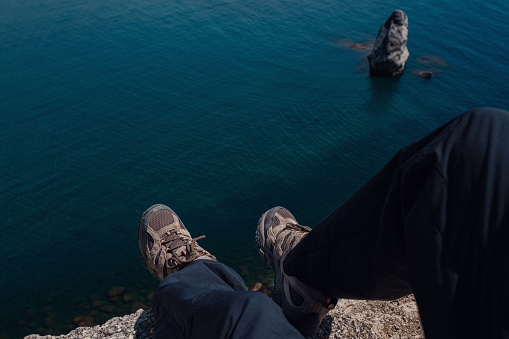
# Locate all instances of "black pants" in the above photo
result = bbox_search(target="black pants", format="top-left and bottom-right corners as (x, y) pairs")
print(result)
(152, 260), (304, 338)
(153, 108), (509, 338)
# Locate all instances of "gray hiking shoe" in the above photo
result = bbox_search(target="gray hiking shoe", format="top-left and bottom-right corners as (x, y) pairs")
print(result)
(138, 204), (216, 281)
(255, 206), (337, 336)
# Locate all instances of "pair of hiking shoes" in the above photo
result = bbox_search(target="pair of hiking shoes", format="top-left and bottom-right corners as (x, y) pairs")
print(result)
(138, 204), (336, 335)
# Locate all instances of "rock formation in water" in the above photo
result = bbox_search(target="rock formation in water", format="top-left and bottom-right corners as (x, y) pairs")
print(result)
(368, 10), (409, 77)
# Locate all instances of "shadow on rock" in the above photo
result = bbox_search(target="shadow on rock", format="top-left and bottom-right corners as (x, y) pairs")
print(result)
(134, 309), (155, 339)
(305, 315), (333, 339)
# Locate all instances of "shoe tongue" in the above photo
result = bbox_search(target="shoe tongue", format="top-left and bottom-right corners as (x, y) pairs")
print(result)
(162, 232), (190, 253)
(168, 238), (196, 263)
(174, 244), (190, 258)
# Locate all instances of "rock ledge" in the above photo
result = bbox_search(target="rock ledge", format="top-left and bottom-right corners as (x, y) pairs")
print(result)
(25, 295), (422, 338)
(24, 309), (154, 339)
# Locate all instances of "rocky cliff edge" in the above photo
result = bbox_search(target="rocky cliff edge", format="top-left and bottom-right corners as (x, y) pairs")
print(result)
(25, 295), (423, 338)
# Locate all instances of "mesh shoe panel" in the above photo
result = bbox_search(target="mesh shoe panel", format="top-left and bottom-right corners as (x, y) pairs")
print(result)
(148, 210), (175, 250)
(289, 284), (304, 306)
(278, 209), (295, 219)
(139, 204), (216, 280)
(149, 210), (175, 231)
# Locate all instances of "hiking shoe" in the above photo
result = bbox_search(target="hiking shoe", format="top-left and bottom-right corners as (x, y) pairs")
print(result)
(255, 206), (337, 335)
(138, 204), (216, 281)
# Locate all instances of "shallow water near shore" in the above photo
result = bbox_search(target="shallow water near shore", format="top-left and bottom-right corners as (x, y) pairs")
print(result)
(1, 0), (508, 337)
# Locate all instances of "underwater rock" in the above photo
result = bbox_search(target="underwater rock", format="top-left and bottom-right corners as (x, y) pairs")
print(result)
(239, 265), (249, 278)
(122, 293), (133, 303)
(107, 286), (125, 297)
(43, 313), (58, 328)
(416, 55), (448, 67)
(351, 41), (374, 51)
(99, 305), (115, 313)
(411, 69), (443, 78)
(368, 10), (409, 76)
(131, 302), (149, 313)
(88, 295), (100, 301)
(337, 39), (374, 51)
(73, 316), (95, 328)
(90, 300), (104, 309)
(419, 71), (433, 78)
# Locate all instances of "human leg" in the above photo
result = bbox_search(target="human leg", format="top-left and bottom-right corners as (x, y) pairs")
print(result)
(152, 260), (303, 339)
(138, 204), (303, 339)
(256, 207), (337, 335)
(283, 108), (509, 337)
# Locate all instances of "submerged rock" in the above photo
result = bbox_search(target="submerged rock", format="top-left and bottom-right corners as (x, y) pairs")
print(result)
(131, 302), (150, 313)
(107, 286), (125, 297)
(109, 295), (120, 302)
(90, 300), (104, 309)
(411, 69), (443, 78)
(337, 39), (374, 51)
(416, 55), (448, 67)
(368, 10), (409, 76)
(418, 70), (434, 78)
(72, 316), (95, 328)
(351, 41), (374, 51)
(99, 305), (115, 313)
(122, 293), (133, 303)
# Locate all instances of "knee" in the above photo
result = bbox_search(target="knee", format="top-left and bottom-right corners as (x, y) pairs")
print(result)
(448, 107), (509, 146)
(461, 107), (509, 125)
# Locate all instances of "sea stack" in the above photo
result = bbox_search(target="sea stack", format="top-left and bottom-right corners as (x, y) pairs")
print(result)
(368, 10), (409, 77)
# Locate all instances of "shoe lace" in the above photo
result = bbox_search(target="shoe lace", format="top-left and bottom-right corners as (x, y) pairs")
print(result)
(285, 222), (312, 232)
(160, 230), (207, 270)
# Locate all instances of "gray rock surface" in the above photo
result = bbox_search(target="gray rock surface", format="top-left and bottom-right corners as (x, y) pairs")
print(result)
(368, 10), (409, 76)
(25, 295), (423, 338)
(24, 309), (154, 339)
(309, 295), (423, 338)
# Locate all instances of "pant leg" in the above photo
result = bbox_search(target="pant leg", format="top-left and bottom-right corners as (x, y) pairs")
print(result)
(284, 108), (509, 338)
(152, 259), (304, 339)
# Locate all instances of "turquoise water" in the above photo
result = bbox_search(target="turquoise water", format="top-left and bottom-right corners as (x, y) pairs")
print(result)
(1, 0), (508, 337)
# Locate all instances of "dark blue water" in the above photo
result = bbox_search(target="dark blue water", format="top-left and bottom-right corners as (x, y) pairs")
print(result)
(1, 0), (508, 337)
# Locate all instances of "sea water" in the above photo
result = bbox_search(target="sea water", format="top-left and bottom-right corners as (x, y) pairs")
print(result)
(1, 0), (508, 337)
